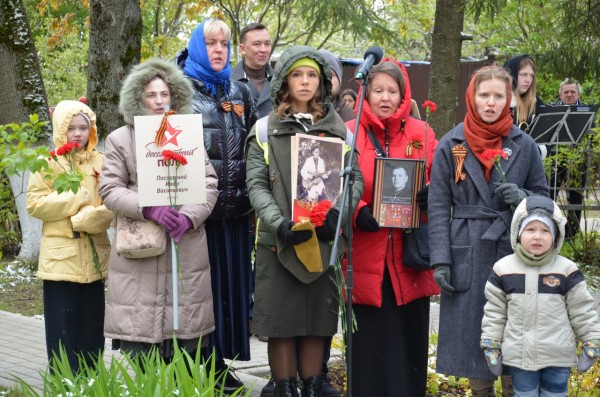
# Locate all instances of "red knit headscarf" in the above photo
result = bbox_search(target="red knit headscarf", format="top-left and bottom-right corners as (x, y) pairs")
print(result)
(463, 66), (514, 181)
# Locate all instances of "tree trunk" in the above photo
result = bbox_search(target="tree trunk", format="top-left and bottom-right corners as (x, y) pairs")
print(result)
(88, 0), (142, 140)
(0, 0), (51, 132)
(428, 0), (465, 139)
(0, 0), (50, 262)
(9, 173), (42, 262)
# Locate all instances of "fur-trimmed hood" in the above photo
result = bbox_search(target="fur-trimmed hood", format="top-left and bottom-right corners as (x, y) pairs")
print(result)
(119, 58), (194, 124)
(270, 45), (332, 112)
(510, 195), (566, 253)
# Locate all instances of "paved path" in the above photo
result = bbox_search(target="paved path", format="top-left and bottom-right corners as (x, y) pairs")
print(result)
(0, 304), (440, 395)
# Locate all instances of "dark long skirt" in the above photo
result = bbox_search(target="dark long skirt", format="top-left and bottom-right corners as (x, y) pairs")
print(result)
(205, 217), (251, 361)
(352, 269), (430, 397)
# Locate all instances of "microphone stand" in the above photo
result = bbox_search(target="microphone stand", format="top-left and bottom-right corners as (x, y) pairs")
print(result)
(329, 72), (370, 397)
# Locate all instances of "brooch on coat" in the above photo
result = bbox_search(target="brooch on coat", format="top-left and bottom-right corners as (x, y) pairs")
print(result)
(451, 144), (467, 183)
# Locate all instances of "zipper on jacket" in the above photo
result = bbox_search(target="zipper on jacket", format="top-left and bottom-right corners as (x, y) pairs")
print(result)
(384, 126), (390, 157)
(386, 229), (405, 305)
(219, 88), (230, 203)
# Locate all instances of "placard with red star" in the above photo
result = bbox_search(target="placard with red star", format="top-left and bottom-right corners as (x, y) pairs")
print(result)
(134, 114), (207, 206)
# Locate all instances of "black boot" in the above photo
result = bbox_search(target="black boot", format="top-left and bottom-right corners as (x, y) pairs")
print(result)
(301, 375), (321, 397)
(275, 378), (298, 397)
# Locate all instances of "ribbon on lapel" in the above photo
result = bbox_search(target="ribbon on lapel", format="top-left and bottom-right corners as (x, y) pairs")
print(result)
(451, 144), (467, 183)
(222, 101), (244, 117)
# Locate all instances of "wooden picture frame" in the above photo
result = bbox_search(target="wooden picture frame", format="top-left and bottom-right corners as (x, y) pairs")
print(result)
(372, 158), (424, 228)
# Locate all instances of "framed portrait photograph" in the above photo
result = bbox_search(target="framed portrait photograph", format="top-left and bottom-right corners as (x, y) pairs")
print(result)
(291, 133), (344, 223)
(372, 158), (425, 228)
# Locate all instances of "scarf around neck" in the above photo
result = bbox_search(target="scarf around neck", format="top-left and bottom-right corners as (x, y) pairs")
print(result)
(515, 243), (555, 267)
(463, 69), (514, 181)
(183, 19), (232, 96)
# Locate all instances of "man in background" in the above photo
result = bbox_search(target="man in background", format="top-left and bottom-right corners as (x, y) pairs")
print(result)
(232, 23), (274, 118)
(551, 78), (588, 238)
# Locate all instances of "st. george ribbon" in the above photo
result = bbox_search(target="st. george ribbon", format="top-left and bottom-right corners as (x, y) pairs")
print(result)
(354, 46), (384, 80)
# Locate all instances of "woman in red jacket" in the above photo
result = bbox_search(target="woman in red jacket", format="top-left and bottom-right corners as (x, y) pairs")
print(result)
(345, 59), (439, 397)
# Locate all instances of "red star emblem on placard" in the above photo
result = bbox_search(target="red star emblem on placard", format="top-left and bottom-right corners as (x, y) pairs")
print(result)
(159, 119), (183, 148)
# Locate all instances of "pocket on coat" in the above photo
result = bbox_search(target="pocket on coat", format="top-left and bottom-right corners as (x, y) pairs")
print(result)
(45, 244), (78, 261)
(450, 245), (473, 292)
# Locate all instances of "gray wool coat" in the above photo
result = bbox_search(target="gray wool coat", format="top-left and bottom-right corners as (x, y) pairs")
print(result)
(428, 123), (549, 380)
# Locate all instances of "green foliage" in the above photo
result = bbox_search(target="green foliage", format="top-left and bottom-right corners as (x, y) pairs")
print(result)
(23, 1), (90, 106)
(0, 115), (50, 178)
(0, 116), (50, 257)
(545, 129), (600, 290)
(13, 342), (251, 396)
(46, 167), (84, 195)
(0, 175), (20, 258)
(139, 0), (205, 60)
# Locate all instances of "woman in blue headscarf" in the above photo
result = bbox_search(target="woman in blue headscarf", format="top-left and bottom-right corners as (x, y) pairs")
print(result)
(176, 18), (258, 392)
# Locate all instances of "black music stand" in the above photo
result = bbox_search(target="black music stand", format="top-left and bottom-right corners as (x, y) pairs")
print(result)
(529, 104), (598, 145)
(528, 104), (598, 206)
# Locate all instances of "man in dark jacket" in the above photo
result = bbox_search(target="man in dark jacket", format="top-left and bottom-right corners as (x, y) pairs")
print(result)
(232, 23), (274, 118)
(550, 78), (590, 238)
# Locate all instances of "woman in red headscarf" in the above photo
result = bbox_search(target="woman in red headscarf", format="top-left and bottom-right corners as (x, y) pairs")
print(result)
(428, 66), (548, 396)
(345, 59), (439, 397)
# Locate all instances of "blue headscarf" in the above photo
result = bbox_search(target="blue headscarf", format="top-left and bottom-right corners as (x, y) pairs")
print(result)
(183, 19), (232, 96)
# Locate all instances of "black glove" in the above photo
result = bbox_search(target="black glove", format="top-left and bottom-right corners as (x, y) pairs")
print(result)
(277, 219), (312, 245)
(416, 184), (429, 211)
(494, 182), (526, 207)
(433, 264), (456, 296)
(356, 206), (380, 232)
(315, 209), (339, 242)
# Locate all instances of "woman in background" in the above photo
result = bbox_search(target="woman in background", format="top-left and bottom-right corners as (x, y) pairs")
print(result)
(504, 54), (544, 136)
(176, 18), (257, 392)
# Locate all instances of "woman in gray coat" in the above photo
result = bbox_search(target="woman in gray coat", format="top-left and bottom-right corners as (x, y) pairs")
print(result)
(99, 58), (219, 363)
(428, 65), (549, 396)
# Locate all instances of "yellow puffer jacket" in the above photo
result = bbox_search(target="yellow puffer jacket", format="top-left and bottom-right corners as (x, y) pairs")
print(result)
(27, 100), (113, 283)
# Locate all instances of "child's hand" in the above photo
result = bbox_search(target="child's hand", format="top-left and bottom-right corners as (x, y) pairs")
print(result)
(578, 340), (600, 372)
(480, 339), (503, 376)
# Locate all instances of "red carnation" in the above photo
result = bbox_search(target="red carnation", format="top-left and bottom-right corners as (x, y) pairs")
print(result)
(422, 100), (437, 113)
(481, 149), (507, 162)
(162, 150), (188, 166)
(310, 200), (332, 227)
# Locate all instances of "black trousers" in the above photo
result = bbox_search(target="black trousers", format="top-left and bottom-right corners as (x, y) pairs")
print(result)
(352, 269), (430, 397)
(43, 280), (105, 373)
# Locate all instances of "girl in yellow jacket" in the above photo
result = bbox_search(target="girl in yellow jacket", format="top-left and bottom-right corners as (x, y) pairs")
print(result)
(27, 100), (113, 373)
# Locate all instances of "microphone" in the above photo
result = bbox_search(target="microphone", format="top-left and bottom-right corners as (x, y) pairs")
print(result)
(355, 46), (384, 80)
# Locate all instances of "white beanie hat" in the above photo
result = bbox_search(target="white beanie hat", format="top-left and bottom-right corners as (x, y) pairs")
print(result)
(518, 213), (557, 241)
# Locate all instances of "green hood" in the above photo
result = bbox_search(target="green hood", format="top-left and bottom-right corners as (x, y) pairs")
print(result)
(119, 58), (194, 124)
(270, 45), (333, 112)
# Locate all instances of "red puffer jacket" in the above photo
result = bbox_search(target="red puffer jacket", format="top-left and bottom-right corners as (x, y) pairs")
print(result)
(344, 59), (440, 307)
